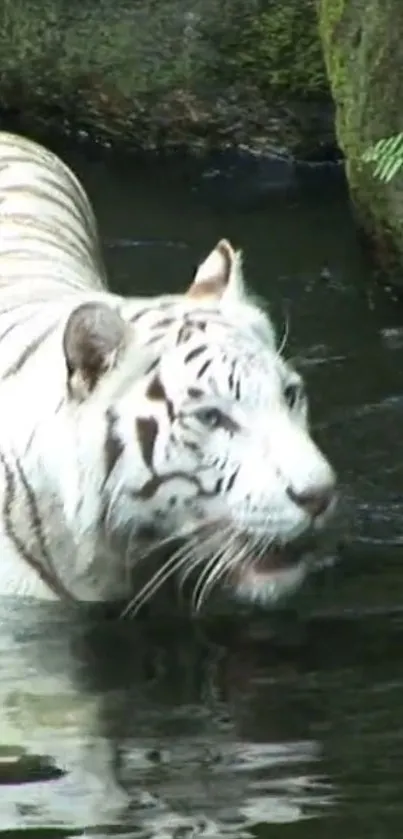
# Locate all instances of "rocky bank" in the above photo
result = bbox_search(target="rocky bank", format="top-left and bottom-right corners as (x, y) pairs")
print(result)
(318, 0), (403, 283)
(0, 0), (335, 161)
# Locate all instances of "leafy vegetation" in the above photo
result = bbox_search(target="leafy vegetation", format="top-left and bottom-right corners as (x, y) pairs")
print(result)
(363, 134), (403, 183)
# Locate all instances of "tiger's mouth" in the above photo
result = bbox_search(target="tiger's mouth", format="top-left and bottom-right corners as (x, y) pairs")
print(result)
(252, 535), (318, 572)
(228, 533), (323, 606)
(229, 533), (319, 589)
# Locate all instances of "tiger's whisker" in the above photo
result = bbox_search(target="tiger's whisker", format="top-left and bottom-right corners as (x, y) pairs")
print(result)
(120, 527), (219, 618)
(193, 530), (242, 613)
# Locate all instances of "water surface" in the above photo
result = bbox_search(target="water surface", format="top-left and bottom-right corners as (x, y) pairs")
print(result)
(1, 148), (403, 837)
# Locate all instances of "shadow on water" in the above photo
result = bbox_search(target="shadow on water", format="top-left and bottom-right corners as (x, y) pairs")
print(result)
(1, 143), (403, 836)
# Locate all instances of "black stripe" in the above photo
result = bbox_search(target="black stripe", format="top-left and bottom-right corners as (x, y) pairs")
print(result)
(40, 173), (94, 238)
(0, 266), (91, 291)
(104, 409), (124, 484)
(197, 359), (212, 378)
(146, 374), (175, 421)
(0, 209), (94, 265)
(0, 147), (92, 223)
(2, 322), (58, 379)
(0, 241), (91, 269)
(0, 174), (91, 239)
(128, 301), (174, 323)
(136, 417), (158, 470)
(185, 345), (207, 363)
(0, 450), (74, 600)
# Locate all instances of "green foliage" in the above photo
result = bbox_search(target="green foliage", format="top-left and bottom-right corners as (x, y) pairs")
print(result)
(363, 135), (403, 184)
(231, 2), (327, 97)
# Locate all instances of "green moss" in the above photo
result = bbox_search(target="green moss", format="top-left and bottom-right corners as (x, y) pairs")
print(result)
(209, 1), (328, 98)
(0, 0), (334, 157)
(317, 0), (347, 109)
(318, 0), (403, 281)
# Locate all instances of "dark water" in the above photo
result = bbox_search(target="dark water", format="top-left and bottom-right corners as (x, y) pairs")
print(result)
(2, 147), (403, 837)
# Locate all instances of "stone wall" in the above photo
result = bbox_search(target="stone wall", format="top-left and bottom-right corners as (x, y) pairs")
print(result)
(0, 0), (335, 159)
(318, 0), (403, 281)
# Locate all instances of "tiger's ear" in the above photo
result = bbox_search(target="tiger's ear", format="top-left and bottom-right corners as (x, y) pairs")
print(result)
(63, 302), (127, 400)
(186, 238), (247, 304)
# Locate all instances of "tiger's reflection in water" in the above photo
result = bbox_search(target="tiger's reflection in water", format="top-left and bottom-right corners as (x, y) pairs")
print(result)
(0, 601), (336, 834)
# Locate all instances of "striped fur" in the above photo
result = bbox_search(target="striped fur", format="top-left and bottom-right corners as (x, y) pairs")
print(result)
(0, 132), (337, 608)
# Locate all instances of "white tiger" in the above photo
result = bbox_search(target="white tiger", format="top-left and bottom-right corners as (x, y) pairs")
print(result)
(0, 131), (337, 609)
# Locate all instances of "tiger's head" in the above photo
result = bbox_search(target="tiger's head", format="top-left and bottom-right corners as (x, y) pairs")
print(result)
(63, 239), (337, 611)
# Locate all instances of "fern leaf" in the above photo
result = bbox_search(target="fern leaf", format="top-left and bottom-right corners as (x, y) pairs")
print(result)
(363, 133), (403, 183)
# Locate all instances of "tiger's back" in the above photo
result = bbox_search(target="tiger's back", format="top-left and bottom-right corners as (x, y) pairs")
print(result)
(0, 133), (113, 397)
(0, 132), (106, 302)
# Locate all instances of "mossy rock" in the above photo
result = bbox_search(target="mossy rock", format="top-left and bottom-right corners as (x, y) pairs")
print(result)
(0, 0), (335, 159)
(318, 0), (403, 283)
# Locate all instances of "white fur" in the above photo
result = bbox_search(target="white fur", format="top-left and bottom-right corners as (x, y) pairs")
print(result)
(0, 133), (337, 608)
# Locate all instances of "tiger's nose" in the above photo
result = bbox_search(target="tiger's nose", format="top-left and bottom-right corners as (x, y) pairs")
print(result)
(286, 481), (336, 519)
